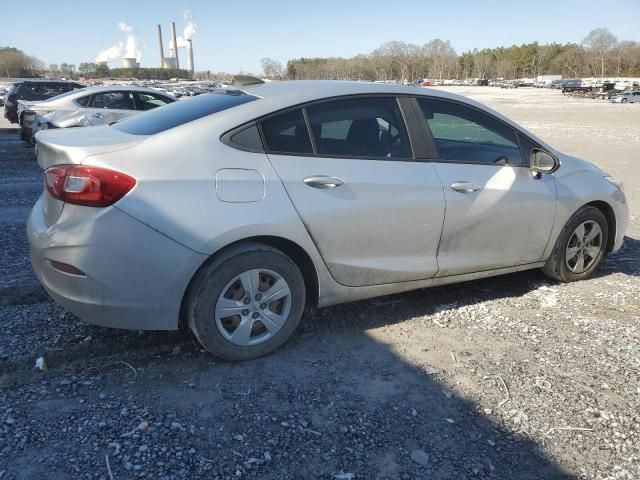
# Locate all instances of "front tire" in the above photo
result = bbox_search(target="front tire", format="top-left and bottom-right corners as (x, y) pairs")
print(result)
(542, 206), (608, 282)
(187, 243), (306, 361)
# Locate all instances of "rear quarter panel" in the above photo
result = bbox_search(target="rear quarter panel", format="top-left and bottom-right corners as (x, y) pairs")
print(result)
(82, 116), (337, 301)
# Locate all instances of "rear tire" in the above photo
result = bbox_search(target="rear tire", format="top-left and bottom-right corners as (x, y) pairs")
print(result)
(542, 206), (608, 282)
(187, 243), (306, 361)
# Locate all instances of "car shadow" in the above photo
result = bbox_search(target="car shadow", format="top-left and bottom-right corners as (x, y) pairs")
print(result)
(7, 259), (593, 479)
(595, 235), (640, 278)
(9, 236), (637, 478)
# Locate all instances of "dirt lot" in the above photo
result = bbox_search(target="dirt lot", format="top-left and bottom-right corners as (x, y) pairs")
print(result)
(0, 88), (638, 480)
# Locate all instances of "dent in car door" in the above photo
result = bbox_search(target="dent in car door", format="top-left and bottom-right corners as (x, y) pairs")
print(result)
(414, 97), (557, 276)
(433, 164), (556, 276)
(262, 99), (445, 287)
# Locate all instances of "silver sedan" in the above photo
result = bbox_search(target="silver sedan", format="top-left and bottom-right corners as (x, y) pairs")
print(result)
(28, 81), (628, 360)
(19, 86), (175, 143)
(610, 91), (640, 103)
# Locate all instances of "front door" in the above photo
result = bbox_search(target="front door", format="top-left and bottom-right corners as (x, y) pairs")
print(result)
(262, 97), (446, 287)
(415, 97), (557, 276)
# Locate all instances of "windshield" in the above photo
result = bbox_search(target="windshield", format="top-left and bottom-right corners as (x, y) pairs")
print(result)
(112, 91), (258, 135)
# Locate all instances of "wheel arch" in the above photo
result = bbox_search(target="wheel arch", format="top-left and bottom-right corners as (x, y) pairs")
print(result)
(585, 200), (616, 252)
(179, 235), (320, 329)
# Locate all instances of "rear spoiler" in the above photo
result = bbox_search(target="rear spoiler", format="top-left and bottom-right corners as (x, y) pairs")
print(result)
(233, 75), (265, 87)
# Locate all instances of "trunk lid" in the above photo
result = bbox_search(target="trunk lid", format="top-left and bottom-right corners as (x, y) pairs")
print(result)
(36, 126), (146, 225)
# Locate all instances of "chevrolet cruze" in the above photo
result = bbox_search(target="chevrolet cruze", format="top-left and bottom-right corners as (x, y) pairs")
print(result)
(28, 81), (628, 360)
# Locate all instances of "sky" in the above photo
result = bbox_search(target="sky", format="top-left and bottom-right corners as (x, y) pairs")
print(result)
(2, 0), (639, 74)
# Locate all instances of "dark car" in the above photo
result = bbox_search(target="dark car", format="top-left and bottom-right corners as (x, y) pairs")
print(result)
(3, 80), (84, 124)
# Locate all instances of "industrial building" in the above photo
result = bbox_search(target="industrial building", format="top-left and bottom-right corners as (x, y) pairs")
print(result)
(157, 22), (194, 75)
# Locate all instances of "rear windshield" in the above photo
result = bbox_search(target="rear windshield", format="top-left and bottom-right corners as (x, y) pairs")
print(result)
(112, 91), (258, 135)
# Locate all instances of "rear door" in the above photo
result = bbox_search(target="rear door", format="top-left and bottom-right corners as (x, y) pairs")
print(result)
(85, 91), (137, 126)
(263, 96), (445, 287)
(413, 97), (556, 276)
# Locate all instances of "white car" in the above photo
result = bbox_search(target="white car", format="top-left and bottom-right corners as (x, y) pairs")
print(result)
(20, 86), (176, 144)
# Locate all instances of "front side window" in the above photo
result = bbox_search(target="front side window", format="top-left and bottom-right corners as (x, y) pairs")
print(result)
(418, 98), (524, 165)
(90, 91), (135, 110)
(260, 109), (313, 154)
(134, 92), (175, 111)
(306, 97), (411, 158)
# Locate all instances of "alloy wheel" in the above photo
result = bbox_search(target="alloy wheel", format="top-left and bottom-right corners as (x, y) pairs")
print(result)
(565, 221), (603, 273)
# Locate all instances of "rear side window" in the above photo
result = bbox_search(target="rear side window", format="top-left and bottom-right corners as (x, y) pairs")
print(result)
(260, 109), (313, 154)
(75, 95), (90, 107)
(306, 97), (411, 158)
(113, 92), (258, 135)
(228, 125), (263, 151)
(417, 98), (524, 166)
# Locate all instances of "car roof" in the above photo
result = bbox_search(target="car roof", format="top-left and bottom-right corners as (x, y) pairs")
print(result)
(207, 80), (553, 153)
(244, 80), (468, 104)
(77, 85), (171, 94)
(21, 80), (83, 85)
(240, 80), (518, 129)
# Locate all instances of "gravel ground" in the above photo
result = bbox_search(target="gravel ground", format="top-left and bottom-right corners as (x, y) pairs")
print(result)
(1, 88), (639, 480)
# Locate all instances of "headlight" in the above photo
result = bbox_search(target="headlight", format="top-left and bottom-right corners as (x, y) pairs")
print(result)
(604, 174), (624, 192)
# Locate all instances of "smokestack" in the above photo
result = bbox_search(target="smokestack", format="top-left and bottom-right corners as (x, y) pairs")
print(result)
(157, 25), (165, 68)
(171, 22), (179, 70)
(187, 39), (194, 75)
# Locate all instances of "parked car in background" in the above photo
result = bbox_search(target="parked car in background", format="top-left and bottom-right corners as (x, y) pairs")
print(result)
(21, 86), (176, 144)
(28, 81), (628, 361)
(3, 80), (84, 123)
(0, 85), (10, 106)
(610, 91), (640, 103)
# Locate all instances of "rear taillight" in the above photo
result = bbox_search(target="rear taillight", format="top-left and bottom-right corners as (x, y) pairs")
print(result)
(44, 164), (136, 207)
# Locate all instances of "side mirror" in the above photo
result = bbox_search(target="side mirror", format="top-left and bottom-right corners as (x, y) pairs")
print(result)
(531, 149), (559, 175)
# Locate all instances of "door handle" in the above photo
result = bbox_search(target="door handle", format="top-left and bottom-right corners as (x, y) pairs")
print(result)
(303, 176), (345, 189)
(451, 182), (480, 193)
(92, 113), (104, 119)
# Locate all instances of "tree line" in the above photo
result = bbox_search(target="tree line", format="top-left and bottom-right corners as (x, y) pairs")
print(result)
(284, 28), (640, 81)
(3, 28), (639, 82)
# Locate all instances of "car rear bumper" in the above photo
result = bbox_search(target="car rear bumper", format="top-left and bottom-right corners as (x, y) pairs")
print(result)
(27, 196), (207, 330)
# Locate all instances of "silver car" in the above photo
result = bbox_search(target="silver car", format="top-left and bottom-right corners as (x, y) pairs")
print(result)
(20, 86), (175, 143)
(610, 91), (640, 103)
(28, 81), (628, 360)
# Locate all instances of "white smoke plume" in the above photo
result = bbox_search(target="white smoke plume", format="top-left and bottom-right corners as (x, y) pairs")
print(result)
(118, 21), (141, 60)
(172, 9), (198, 50)
(96, 42), (124, 63)
(183, 9), (197, 40)
(96, 21), (141, 63)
